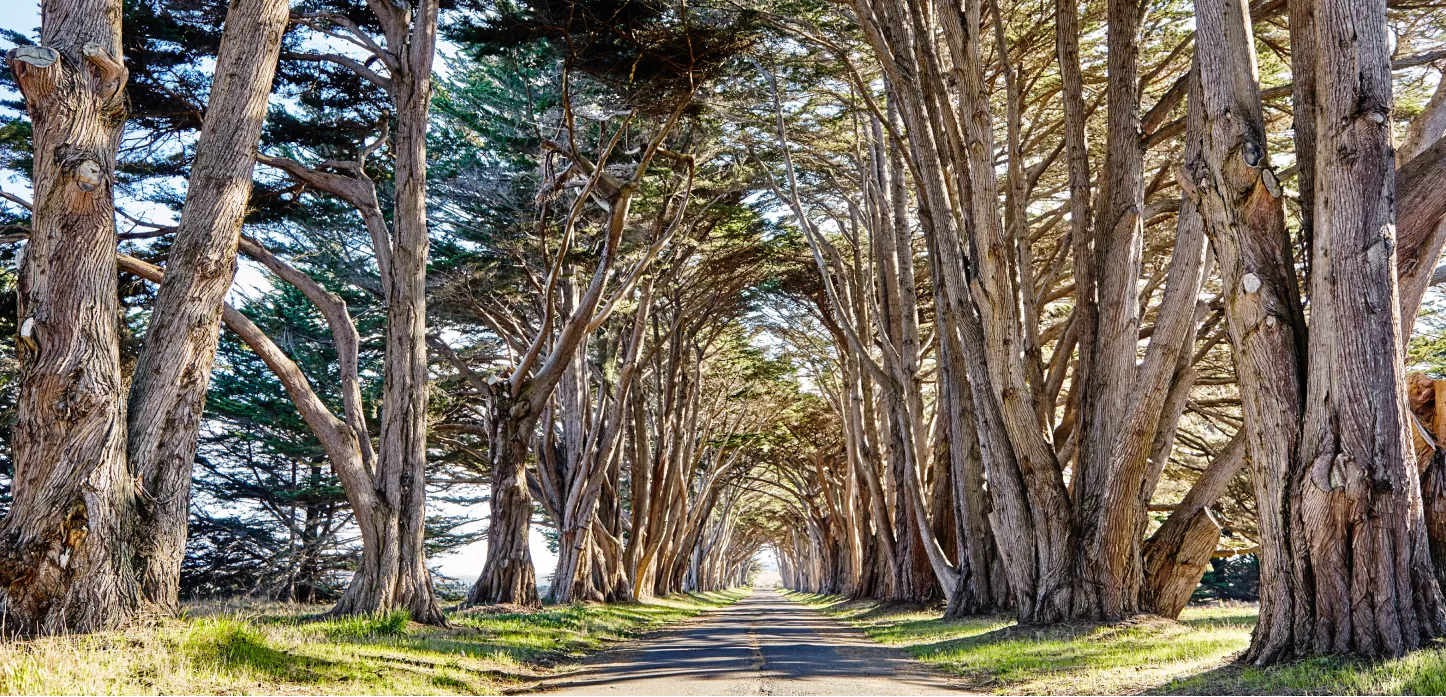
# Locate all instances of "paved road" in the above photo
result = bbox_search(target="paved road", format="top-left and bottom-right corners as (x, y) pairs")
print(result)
(538, 588), (963, 695)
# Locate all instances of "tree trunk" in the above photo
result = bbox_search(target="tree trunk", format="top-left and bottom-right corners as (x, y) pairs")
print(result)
(1288, 0), (1317, 274)
(326, 0), (445, 625)
(940, 327), (1009, 616)
(1271, 0), (1446, 660)
(549, 283), (651, 605)
(1393, 135), (1446, 330)
(334, 505), (404, 613)
(127, 0), (289, 613)
(551, 522), (603, 604)
(470, 404), (541, 607)
(1189, 0), (1309, 665)
(887, 399), (939, 603)
(1141, 437), (1245, 618)
(1423, 450), (1446, 591)
(0, 1), (136, 636)
(1190, 0), (1446, 664)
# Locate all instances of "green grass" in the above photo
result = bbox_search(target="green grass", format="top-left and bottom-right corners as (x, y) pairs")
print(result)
(783, 591), (1446, 695)
(0, 588), (750, 695)
(1160, 648), (1446, 695)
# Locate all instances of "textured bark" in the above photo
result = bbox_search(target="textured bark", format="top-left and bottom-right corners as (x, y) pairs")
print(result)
(1141, 14), (1446, 618)
(1141, 437), (1245, 618)
(919, 0), (1077, 622)
(1056, 0), (1095, 449)
(1145, 510), (1220, 619)
(624, 392), (654, 593)
(126, 0), (289, 613)
(877, 90), (944, 602)
(548, 281), (654, 604)
(842, 0), (1067, 625)
(323, 0), (446, 626)
(1288, 0), (1317, 262)
(800, 2), (977, 609)
(0, 0), (135, 636)
(240, 230), (441, 622)
(1399, 80), (1446, 168)
(1424, 450), (1446, 590)
(1277, 0), (1446, 660)
(1072, 0), (1147, 619)
(472, 101), (685, 605)
(930, 0), (1201, 623)
(801, 110), (905, 601)
(1188, 0), (1308, 665)
(1189, 0), (1446, 664)
(1074, 51), (1210, 619)
(344, 0), (445, 624)
(1062, 0), (1210, 623)
(939, 327), (1009, 616)
(1394, 136), (1446, 329)
(118, 255), (386, 619)
(545, 336), (596, 604)
(469, 400), (541, 607)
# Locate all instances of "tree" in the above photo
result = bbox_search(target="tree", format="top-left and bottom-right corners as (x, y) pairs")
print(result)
(184, 279), (376, 603)
(438, 0), (758, 607)
(0, 0), (135, 635)
(0, 0), (289, 632)
(186, 274), (480, 603)
(256, 0), (448, 623)
(1189, 0), (1446, 663)
(126, 0), (290, 612)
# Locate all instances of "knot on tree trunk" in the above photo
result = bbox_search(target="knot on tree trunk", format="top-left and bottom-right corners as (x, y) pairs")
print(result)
(58, 501), (89, 569)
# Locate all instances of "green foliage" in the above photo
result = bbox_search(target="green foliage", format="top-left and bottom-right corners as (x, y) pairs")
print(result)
(448, 0), (761, 112)
(1409, 295), (1446, 376)
(185, 278), (370, 601)
(187, 242), (480, 601)
(1192, 554), (1260, 604)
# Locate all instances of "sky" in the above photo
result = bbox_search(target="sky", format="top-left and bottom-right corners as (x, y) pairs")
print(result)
(0, 4), (38, 37)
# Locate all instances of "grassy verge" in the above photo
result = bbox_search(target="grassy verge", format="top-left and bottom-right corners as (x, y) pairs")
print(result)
(0, 588), (750, 695)
(783, 591), (1446, 695)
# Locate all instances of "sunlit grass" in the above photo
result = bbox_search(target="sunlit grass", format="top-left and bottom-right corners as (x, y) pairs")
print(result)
(1160, 646), (1446, 695)
(787, 590), (1446, 694)
(787, 591), (1242, 694)
(789, 591), (1250, 693)
(0, 588), (749, 695)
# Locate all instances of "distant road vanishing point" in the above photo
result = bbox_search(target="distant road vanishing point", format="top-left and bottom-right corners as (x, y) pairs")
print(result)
(537, 588), (965, 695)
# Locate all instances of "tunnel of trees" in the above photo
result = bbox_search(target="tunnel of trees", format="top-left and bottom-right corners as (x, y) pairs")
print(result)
(4, 0), (1446, 669)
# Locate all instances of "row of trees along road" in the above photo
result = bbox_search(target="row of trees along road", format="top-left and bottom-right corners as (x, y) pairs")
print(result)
(760, 0), (1446, 666)
(4, 0), (1446, 671)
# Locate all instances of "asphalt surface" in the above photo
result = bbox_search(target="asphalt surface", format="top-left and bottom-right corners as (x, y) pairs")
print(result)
(538, 588), (964, 695)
